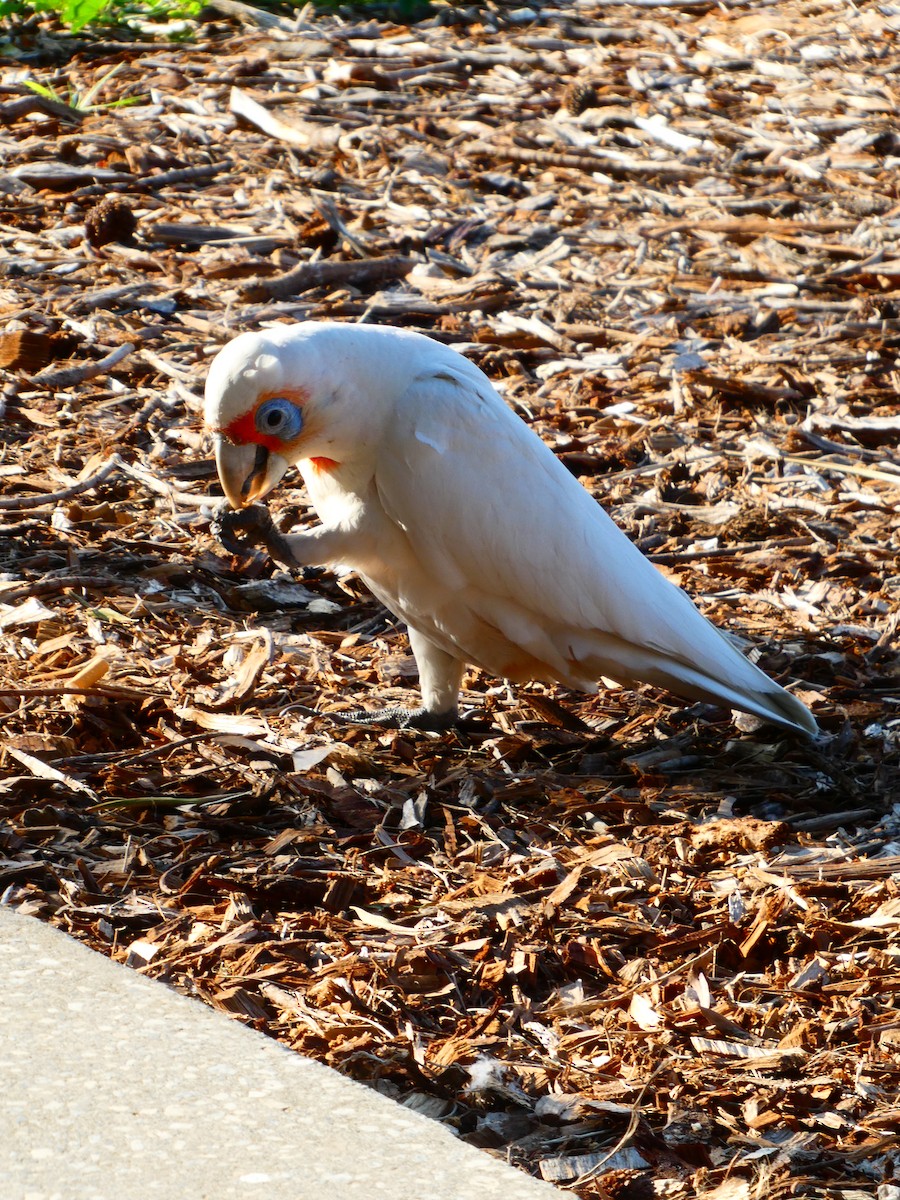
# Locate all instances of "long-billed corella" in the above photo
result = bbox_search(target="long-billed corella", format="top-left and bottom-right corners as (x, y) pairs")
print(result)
(204, 321), (818, 737)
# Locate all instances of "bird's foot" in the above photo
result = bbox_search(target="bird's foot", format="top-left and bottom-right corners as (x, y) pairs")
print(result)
(335, 705), (459, 732)
(213, 503), (300, 571)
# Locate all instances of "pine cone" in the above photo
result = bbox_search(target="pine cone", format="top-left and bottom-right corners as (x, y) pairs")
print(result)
(84, 197), (137, 249)
(562, 80), (598, 116)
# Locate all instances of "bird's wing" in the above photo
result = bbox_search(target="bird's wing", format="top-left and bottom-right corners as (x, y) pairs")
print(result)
(374, 364), (816, 734)
(376, 364), (693, 653)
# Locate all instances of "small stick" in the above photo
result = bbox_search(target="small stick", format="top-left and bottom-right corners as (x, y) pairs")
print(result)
(726, 449), (900, 487)
(472, 142), (717, 181)
(119, 391), (177, 436)
(53, 731), (223, 767)
(29, 343), (134, 389)
(0, 684), (157, 701)
(117, 457), (211, 509)
(126, 162), (232, 193)
(0, 456), (121, 511)
(0, 572), (120, 603)
(230, 86), (340, 150)
(0, 95), (83, 124)
(242, 255), (416, 302)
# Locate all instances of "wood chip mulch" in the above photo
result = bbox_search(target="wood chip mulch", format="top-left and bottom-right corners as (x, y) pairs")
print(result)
(1, 3), (899, 1196)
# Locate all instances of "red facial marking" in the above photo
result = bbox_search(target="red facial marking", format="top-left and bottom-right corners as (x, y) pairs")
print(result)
(221, 387), (308, 452)
(310, 457), (339, 473)
(223, 407), (279, 450)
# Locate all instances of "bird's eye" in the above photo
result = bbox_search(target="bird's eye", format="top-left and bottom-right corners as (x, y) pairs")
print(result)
(255, 397), (302, 440)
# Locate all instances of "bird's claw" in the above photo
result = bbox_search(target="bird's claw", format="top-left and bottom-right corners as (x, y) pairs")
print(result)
(335, 705), (458, 733)
(213, 503), (300, 570)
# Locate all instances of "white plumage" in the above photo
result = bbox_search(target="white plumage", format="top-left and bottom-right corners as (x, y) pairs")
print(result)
(204, 321), (818, 737)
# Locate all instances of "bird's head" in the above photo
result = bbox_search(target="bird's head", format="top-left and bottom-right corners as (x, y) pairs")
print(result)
(204, 325), (340, 509)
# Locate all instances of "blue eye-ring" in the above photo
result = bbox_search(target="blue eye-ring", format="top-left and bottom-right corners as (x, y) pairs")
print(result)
(255, 398), (303, 440)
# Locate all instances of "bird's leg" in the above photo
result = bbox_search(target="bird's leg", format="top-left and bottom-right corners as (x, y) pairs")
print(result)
(214, 504), (298, 567)
(336, 706), (457, 732)
(213, 504), (350, 572)
(338, 628), (464, 732)
(409, 628), (464, 718)
(216, 513), (465, 732)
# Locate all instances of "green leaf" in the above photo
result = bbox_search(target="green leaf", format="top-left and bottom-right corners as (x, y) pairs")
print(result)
(79, 59), (123, 107)
(23, 78), (64, 102)
(61, 0), (110, 32)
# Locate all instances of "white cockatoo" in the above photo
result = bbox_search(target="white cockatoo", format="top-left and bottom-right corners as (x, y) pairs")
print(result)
(204, 321), (818, 737)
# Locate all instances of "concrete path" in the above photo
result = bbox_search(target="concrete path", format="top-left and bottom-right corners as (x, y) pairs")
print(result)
(0, 907), (558, 1200)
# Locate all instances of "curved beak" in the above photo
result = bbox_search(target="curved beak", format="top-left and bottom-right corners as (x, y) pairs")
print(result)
(214, 436), (290, 509)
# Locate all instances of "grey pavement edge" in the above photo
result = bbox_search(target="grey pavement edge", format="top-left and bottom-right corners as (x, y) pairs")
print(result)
(0, 907), (559, 1200)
